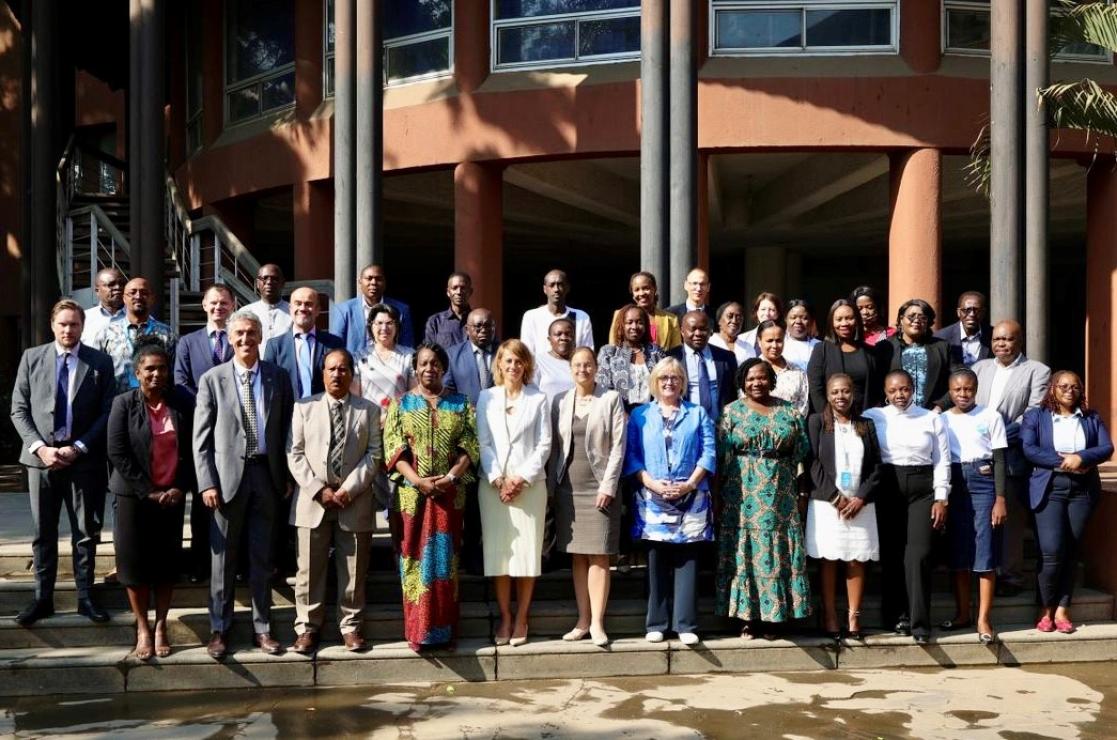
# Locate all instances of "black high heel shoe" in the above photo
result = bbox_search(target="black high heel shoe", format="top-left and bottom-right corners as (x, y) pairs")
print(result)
(846, 609), (865, 641)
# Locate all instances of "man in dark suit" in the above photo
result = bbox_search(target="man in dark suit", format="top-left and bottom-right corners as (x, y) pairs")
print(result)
(194, 309), (294, 659)
(330, 264), (414, 353)
(934, 291), (992, 368)
(444, 308), (496, 406)
(264, 286), (344, 401)
(665, 268), (716, 324)
(10, 299), (115, 625)
(174, 284), (236, 398)
(668, 311), (737, 422)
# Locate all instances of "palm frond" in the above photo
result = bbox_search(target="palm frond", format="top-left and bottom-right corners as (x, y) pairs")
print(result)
(1041, 78), (1117, 140)
(966, 121), (992, 198)
(1050, 1), (1117, 55)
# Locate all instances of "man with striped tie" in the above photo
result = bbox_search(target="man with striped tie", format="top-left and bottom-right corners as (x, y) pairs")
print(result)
(193, 310), (293, 660)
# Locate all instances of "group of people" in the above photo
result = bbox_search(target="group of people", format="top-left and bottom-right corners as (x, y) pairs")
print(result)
(10, 261), (1112, 662)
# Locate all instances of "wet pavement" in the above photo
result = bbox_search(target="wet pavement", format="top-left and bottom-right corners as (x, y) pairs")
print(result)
(2, 663), (1116, 739)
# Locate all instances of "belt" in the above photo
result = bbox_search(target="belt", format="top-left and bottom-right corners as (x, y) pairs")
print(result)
(958, 458), (993, 466)
(245, 455), (269, 465)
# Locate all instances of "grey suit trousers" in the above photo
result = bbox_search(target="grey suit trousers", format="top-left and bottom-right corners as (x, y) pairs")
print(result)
(28, 466), (105, 600)
(209, 462), (276, 634)
(294, 510), (370, 636)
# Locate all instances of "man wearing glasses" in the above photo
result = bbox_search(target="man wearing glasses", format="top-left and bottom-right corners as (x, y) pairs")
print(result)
(935, 291), (993, 369)
(97, 277), (178, 395)
(244, 264), (292, 354)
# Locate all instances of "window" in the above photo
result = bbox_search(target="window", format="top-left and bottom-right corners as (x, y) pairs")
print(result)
(225, 0), (296, 124)
(491, 0), (641, 70)
(710, 1), (898, 56)
(943, 1), (1112, 62)
(185, 1), (204, 152)
(325, 0), (453, 93)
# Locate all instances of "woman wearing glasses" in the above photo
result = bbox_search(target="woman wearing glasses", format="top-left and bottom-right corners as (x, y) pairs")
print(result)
(879, 299), (952, 412)
(1022, 371), (1113, 634)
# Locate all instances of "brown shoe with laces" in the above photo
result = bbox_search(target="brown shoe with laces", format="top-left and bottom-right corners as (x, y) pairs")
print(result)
(343, 631), (368, 652)
(254, 632), (283, 655)
(291, 631), (318, 655)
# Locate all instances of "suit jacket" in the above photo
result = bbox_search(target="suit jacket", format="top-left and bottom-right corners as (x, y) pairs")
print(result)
(973, 355), (1051, 476)
(287, 393), (382, 532)
(806, 412), (883, 502)
(1021, 406), (1113, 509)
(263, 329), (344, 399)
(665, 302), (716, 325)
(11, 343), (115, 469)
(806, 341), (884, 414)
(107, 387), (196, 498)
(546, 385), (627, 497)
(192, 360), (294, 502)
(877, 335), (953, 410)
(330, 296), (414, 355)
(934, 321), (993, 368)
(477, 384), (552, 485)
(174, 327), (233, 398)
(444, 339), (495, 406)
(666, 344), (738, 415)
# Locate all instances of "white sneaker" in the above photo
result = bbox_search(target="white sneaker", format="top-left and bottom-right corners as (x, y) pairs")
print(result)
(679, 632), (700, 646)
(645, 630), (665, 643)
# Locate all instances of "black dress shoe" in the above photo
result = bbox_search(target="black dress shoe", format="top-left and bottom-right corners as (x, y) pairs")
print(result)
(15, 599), (54, 627)
(894, 618), (912, 636)
(77, 597), (110, 623)
(207, 631), (227, 660)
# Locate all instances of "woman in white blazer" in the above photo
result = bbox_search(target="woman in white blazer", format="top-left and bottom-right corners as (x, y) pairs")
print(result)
(477, 338), (553, 647)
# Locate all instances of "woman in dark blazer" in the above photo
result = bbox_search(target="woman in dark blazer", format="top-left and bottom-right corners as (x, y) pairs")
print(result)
(805, 373), (884, 640)
(807, 299), (883, 414)
(107, 338), (195, 660)
(1021, 370), (1113, 634)
(877, 299), (952, 411)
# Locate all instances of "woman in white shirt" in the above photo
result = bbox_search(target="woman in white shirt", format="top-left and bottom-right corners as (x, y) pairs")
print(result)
(783, 299), (820, 372)
(940, 368), (1008, 644)
(709, 301), (752, 364)
(738, 292), (783, 358)
(863, 369), (951, 644)
(477, 339), (553, 647)
(354, 303), (414, 414)
(533, 318), (576, 401)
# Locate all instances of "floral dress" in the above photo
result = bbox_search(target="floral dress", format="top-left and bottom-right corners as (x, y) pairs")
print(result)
(383, 391), (479, 649)
(715, 399), (811, 623)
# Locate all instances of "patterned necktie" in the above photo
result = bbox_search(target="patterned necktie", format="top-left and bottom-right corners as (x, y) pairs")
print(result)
(213, 330), (226, 366)
(475, 347), (492, 388)
(54, 352), (70, 440)
(328, 400), (345, 482)
(241, 370), (259, 456)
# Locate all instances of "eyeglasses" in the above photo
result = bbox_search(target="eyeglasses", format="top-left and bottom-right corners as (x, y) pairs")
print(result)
(658, 376), (682, 384)
(1055, 384), (1082, 392)
(256, 275), (281, 283)
(467, 321), (494, 329)
(903, 313), (928, 323)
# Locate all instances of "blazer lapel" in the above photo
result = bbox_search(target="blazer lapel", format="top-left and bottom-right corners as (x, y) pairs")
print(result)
(72, 348), (90, 395)
(219, 366), (245, 435)
(559, 390), (575, 463)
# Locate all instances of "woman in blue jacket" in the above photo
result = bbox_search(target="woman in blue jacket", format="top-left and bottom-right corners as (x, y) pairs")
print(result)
(623, 356), (716, 646)
(1022, 370), (1113, 634)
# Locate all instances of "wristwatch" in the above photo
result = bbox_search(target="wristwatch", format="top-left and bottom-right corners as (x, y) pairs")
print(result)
(446, 473), (460, 485)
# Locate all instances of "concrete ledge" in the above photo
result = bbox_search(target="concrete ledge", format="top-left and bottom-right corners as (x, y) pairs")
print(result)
(998, 622), (1117, 665)
(316, 639), (496, 684)
(0, 646), (129, 695)
(670, 635), (837, 673)
(837, 630), (1001, 669)
(495, 637), (669, 680)
(125, 646), (315, 692)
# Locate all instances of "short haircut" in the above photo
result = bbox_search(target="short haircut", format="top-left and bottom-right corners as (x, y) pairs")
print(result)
(629, 271), (657, 291)
(548, 317), (575, 335)
(492, 339), (535, 387)
(51, 299), (85, 323)
(752, 292), (785, 321)
(610, 303), (650, 346)
(785, 298), (812, 317)
(571, 346), (596, 365)
(324, 347), (355, 371)
(203, 284), (236, 303)
(715, 301), (743, 323)
(957, 290), (987, 307)
(823, 299), (864, 344)
(411, 340), (450, 372)
(448, 271), (472, 285)
(365, 302), (401, 337)
(884, 368), (914, 387)
(132, 335), (170, 366)
(736, 356), (776, 391)
(849, 285), (881, 306)
(648, 356), (686, 401)
(228, 309), (262, 335)
(949, 367), (978, 386)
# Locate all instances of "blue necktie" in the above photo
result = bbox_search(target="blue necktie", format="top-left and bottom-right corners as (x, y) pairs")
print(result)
(296, 333), (313, 399)
(696, 351), (712, 418)
(54, 352), (70, 441)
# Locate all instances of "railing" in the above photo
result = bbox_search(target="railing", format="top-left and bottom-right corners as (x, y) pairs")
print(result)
(65, 205), (132, 298)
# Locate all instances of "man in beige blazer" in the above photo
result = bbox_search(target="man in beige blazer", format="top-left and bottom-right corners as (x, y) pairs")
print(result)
(286, 348), (382, 653)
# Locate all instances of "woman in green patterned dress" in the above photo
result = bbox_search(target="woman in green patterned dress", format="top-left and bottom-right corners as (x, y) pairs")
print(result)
(383, 341), (480, 652)
(716, 357), (812, 639)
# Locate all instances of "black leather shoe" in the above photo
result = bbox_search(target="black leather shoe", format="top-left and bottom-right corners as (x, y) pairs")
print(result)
(15, 599), (54, 627)
(207, 631), (227, 660)
(77, 597), (110, 623)
(894, 617), (912, 636)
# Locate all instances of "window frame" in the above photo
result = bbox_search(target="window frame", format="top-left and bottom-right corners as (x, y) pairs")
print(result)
(223, 0), (297, 126)
(941, 0), (1114, 64)
(184, 2), (204, 154)
(708, 0), (900, 57)
(490, 1), (642, 72)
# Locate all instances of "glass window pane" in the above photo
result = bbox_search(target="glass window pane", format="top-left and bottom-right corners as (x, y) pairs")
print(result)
(386, 37), (452, 81)
(261, 70), (295, 111)
(325, 55), (335, 95)
(326, 0), (335, 51)
(495, 0), (639, 20)
(497, 22), (577, 63)
(805, 9), (891, 47)
(716, 11), (801, 49)
(226, 0), (295, 83)
(579, 14), (640, 56)
(1057, 41), (1108, 58)
(386, 0), (452, 39)
(186, 2), (204, 114)
(228, 86), (261, 122)
(946, 10), (990, 51)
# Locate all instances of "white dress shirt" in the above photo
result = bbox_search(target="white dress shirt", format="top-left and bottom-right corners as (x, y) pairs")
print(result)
(783, 336), (820, 372)
(1051, 410), (1087, 454)
(985, 353), (1023, 414)
(233, 360), (269, 454)
(81, 304), (124, 347)
(682, 344), (719, 408)
(709, 333), (753, 364)
(941, 405), (1007, 463)
(519, 305), (594, 359)
(863, 403), (951, 501)
(244, 299), (292, 353)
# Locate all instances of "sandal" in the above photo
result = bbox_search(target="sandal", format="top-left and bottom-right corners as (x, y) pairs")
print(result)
(133, 633), (153, 661)
(154, 626), (171, 658)
(740, 624), (756, 641)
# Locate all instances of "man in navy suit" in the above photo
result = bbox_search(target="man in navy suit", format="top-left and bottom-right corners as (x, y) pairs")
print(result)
(174, 284), (236, 398)
(665, 268), (716, 324)
(330, 264), (413, 354)
(444, 308), (496, 406)
(264, 286), (343, 401)
(667, 311), (737, 422)
(934, 291), (992, 368)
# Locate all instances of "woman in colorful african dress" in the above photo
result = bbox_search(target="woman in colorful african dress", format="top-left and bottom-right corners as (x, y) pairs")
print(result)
(383, 341), (479, 652)
(717, 357), (812, 639)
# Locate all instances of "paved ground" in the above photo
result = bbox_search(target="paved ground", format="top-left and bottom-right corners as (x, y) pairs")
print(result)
(1, 663), (1115, 738)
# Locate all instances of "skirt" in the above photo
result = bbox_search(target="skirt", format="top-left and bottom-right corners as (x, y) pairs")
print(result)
(112, 493), (185, 587)
(555, 416), (620, 555)
(478, 478), (547, 577)
(805, 498), (880, 562)
(948, 462), (1003, 572)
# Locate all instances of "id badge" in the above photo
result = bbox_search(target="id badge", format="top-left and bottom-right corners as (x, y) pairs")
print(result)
(839, 471), (853, 490)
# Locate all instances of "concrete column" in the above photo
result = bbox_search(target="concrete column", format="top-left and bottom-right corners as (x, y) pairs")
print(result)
(640, 0), (669, 289)
(900, 0), (941, 73)
(454, 0), (489, 94)
(333, 0), (356, 303)
(1085, 163), (1117, 430)
(697, 152), (710, 272)
(1024, 0), (1049, 362)
(356, 0), (382, 269)
(26, 0), (58, 345)
(136, 0), (165, 304)
(455, 162), (503, 332)
(668, 0), (697, 306)
(990, 0), (1024, 324)
(745, 247), (787, 309)
(294, 180), (334, 280)
(129, 0), (143, 278)
(294, 0), (324, 119)
(888, 149), (942, 324)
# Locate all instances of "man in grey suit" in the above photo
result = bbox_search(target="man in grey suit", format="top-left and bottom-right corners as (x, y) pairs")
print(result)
(287, 348), (381, 654)
(11, 299), (115, 625)
(972, 319), (1051, 595)
(194, 310), (293, 659)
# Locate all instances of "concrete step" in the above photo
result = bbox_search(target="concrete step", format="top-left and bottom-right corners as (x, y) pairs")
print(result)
(4, 622), (1117, 696)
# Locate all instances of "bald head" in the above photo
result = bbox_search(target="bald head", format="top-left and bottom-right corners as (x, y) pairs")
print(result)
(290, 286), (321, 332)
(94, 268), (126, 312)
(683, 268), (710, 307)
(123, 277), (153, 321)
(465, 307), (495, 349)
(991, 319), (1023, 365)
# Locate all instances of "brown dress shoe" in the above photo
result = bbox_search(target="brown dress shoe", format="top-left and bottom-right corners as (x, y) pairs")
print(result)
(254, 632), (283, 655)
(291, 631), (318, 655)
(343, 632), (368, 652)
(207, 631), (227, 660)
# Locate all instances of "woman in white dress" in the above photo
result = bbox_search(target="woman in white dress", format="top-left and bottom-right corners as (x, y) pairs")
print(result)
(805, 374), (883, 640)
(353, 303), (414, 414)
(477, 339), (552, 646)
(757, 320), (809, 415)
(783, 299), (821, 372)
(533, 317), (576, 401)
